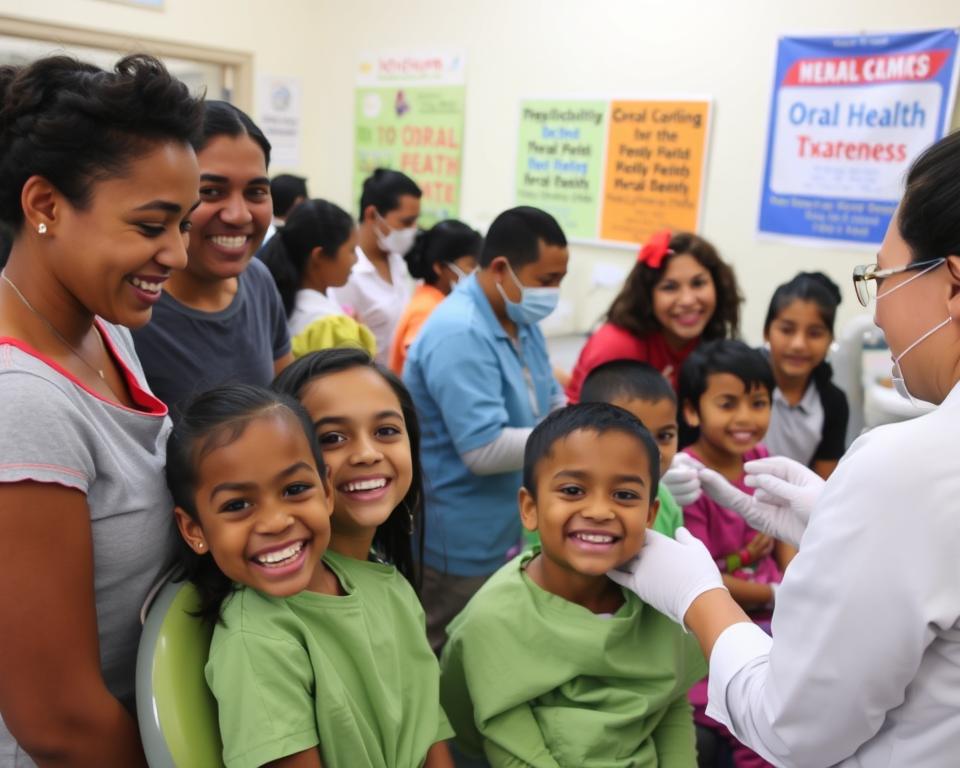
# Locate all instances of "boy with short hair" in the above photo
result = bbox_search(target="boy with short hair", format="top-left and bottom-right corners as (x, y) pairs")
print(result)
(440, 403), (705, 767)
(581, 359), (685, 538)
(678, 339), (789, 767)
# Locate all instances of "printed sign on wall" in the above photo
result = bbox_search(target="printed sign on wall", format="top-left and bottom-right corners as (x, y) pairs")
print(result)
(758, 29), (960, 246)
(516, 97), (711, 246)
(258, 74), (302, 169)
(355, 51), (465, 226)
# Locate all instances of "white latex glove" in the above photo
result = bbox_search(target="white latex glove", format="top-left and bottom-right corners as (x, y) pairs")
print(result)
(608, 528), (726, 627)
(698, 456), (825, 548)
(661, 453), (704, 506)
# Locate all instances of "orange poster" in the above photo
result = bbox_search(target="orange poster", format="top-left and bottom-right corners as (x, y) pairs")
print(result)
(600, 100), (710, 244)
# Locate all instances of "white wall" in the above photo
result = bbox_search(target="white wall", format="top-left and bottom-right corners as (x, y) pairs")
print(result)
(1, 0), (958, 345)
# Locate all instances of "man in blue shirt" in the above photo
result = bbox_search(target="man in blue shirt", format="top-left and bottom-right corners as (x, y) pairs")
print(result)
(404, 206), (569, 651)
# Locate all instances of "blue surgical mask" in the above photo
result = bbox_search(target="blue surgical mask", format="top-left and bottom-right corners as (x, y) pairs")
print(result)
(495, 265), (560, 325)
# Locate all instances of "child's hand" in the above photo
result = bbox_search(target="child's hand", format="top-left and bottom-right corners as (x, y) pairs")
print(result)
(746, 533), (775, 561)
(608, 528), (726, 627)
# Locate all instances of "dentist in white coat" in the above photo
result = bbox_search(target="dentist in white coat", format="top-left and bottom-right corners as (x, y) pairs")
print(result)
(612, 129), (960, 767)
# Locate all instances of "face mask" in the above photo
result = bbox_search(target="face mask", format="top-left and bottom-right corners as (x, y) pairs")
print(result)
(495, 264), (560, 325)
(375, 213), (417, 256)
(876, 257), (950, 406)
(447, 262), (472, 284)
(890, 316), (952, 406)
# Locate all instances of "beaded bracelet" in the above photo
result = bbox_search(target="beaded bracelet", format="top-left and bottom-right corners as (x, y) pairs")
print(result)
(725, 552), (742, 573)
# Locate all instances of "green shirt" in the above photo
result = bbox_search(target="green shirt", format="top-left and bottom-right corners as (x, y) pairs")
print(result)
(206, 551), (453, 768)
(652, 485), (684, 538)
(440, 551), (706, 768)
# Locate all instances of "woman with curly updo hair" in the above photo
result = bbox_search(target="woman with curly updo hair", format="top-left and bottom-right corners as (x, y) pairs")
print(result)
(0, 54), (202, 763)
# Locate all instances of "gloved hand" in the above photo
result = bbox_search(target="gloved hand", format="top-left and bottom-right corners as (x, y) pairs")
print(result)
(608, 528), (726, 627)
(698, 456), (825, 548)
(661, 453), (704, 506)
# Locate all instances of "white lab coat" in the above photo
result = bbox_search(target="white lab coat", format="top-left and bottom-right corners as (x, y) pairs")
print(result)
(329, 246), (411, 366)
(707, 382), (960, 767)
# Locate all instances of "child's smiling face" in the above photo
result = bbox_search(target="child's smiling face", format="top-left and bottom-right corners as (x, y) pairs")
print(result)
(174, 412), (334, 598)
(299, 367), (413, 542)
(765, 298), (833, 382)
(685, 373), (771, 457)
(520, 428), (659, 579)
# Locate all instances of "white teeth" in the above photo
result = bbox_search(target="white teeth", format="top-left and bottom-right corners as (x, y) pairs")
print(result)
(344, 478), (387, 492)
(130, 277), (162, 292)
(574, 532), (615, 544)
(211, 235), (247, 249)
(254, 541), (304, 566)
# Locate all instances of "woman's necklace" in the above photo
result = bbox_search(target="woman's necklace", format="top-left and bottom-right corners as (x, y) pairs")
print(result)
(1, 272), (108, 381)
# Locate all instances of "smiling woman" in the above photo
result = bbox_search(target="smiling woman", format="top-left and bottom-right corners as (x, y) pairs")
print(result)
(565, 231), (742, 403)
(0, 53), (202, 765)
(132, 101), (294, 418)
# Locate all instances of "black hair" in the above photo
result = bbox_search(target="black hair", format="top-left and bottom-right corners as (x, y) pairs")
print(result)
(260, 198), (355, 316)
(606, 232), (741, 340)
(679, 339), (775, 417)
(271, 173), (308, 218)
(166, 384), (327, 623)
(358, 168), (422, 222)
(764, 271), (841, 335)
(479, 206), (567, 269)
(523, 402), (660, 501)
(194, 100), (271, 168)
(580, 359), (677, 407)
(899, 129), (960, 264)
(404, 219), (482, 285)
(272, 348), (424, 590)
(0, 222), (12, 270)
(0, 53), (203, 230)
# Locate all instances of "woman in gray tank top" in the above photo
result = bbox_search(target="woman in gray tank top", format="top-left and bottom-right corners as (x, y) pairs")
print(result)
(0, 54), (203, 765)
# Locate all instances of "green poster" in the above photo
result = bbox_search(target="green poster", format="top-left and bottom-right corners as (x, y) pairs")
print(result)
(515, 100), (607, 240)
(354, 53), (465, 227)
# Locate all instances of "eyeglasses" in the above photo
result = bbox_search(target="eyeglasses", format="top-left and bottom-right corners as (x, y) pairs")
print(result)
(852, 257), (945, 307)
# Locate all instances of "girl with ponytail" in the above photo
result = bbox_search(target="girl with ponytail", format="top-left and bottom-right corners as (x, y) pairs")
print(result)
(259, 198), (358, 333)
(388, 219), (481, 374)
(260, 199), (380, 358)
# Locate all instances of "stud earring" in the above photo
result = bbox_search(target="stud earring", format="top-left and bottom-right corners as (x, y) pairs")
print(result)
(196, 542), (205, 551)
(37, 223), (47, 235)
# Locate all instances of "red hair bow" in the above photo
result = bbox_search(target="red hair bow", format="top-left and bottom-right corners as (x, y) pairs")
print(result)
(637, 229), (673, 269)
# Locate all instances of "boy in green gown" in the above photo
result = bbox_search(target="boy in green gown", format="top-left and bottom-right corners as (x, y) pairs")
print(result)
(440, 402), (705, 767)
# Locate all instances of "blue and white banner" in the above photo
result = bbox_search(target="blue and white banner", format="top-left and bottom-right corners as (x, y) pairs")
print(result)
(758, 29), (960, 246)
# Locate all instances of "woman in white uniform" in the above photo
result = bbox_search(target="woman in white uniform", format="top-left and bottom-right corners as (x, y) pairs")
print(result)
(612, 129), (960, 767)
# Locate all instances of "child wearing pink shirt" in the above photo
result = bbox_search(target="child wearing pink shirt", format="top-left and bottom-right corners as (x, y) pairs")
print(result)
(679, 339), (795, 768)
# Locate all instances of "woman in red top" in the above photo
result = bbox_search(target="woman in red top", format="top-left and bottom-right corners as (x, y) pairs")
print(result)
(566, 230), (742, 402)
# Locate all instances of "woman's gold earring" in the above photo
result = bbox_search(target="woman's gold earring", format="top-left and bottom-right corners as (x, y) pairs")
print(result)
(37, 223), (47, 235)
